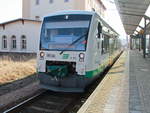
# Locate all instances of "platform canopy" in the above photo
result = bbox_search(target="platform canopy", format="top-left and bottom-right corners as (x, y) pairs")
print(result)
(146, 16), (150, 34)
(114, 0), (150, 35)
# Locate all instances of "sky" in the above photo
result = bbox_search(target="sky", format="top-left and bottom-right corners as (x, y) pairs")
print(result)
(0, 0), (22, 23)
(0, 0), (126, 38)
(102, 0), (126, 39)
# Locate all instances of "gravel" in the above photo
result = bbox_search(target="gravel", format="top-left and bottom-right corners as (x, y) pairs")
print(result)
(0, 75), (41, 111)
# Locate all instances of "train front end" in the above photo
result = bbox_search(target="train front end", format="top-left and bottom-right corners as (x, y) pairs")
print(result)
(37, 12), (92, 92)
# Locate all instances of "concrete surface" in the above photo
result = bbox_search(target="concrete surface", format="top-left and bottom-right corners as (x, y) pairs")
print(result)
(129, 50), (150, 113)
(78, 51), (129, 113)
(78, 50), (150, 113)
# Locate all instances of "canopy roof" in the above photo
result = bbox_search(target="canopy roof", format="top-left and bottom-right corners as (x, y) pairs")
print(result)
(114, 0), (150, 35)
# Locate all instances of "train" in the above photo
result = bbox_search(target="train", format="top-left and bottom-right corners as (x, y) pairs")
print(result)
(37, 11), (121, 92)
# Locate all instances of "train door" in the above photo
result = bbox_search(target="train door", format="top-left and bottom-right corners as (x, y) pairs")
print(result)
(95, 21), (102, 66)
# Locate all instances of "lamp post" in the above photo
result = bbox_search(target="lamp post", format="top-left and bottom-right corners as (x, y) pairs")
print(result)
(143, 17), (147, 58)
(130, 35), (133, 50)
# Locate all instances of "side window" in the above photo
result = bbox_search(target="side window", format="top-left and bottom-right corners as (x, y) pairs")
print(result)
(64, 0), (69, 3)
(97, 42), (100, 49)
(101, 34), (110, 54)
(49, 0), (53, 4)
(101, 35), (104, 54)
(2, 35), (7, 49)
(21, 35), (27, 49)
(11, 35), (17, 49)
(109, 38), (115, 54)
(97, 22), (102, 38)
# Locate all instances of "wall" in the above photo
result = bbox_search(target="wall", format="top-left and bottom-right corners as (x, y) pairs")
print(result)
(0, 20), (41, 53)
(22, 0), (31, 19)
(29, 0), (76, 20)
(22, 0), (106, 20)
(85, 0), (106, 18)
(74, 0), (85, 10)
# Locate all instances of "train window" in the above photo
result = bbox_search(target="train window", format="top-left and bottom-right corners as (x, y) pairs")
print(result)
(101, 34), (110, 54)
(97, 22), (102, 38)
(97, 42), (100, 49)
(101, 40), (104, 54)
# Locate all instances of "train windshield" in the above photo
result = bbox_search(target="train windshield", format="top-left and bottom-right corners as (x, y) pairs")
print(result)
(40, 14), (92, 51)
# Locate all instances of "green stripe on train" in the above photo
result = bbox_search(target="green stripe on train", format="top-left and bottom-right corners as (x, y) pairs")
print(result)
(85, 53), (118, 78)
(85, 64), (106, 78)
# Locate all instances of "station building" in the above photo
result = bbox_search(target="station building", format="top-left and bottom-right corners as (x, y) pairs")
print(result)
(0, 19), (41, 53)
(0, 0), (106, 53)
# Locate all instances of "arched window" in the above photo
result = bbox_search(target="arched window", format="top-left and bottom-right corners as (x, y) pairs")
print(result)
(35, 0), (40, 5)
(11, 35), (17, 49)
(21, 35), (27, 49)
(2, 35), (7, 49)
(49, 0), (53, 4)
(64, 0), (69, 2)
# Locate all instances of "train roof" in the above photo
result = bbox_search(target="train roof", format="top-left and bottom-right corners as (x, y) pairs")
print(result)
(93, 13), (119, 36)
(44, 10), (119, 37)
(45, 10), (95, 17)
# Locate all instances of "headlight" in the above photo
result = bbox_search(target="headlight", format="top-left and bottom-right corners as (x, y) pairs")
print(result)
(79, 53), (85, 59)
(40, 52), (45, 57)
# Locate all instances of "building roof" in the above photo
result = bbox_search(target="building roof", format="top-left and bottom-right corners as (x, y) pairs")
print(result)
(114, 0), (150, 35)
(0, 18), (41, 26)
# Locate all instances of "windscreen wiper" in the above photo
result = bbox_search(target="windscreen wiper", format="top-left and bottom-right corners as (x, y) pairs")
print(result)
(60, 32), (88, 55)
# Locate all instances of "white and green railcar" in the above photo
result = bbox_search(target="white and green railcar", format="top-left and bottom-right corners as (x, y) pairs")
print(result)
(37, 11), (121, 92)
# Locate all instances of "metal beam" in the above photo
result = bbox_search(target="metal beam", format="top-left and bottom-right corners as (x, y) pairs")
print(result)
(124, 23), (139, 26)
(121, 9), (145, 15)
(135, 30), (139, 33)
(118, 0), (147, 6)
(139, 25), (144, 29)
(147, 22), (150, 27)
(125, 31), (135, 34)
(120, 12), (144, 17)
(119, 5), (147, 11)
(125, 28), (136, 31)
(144, 15), (150, 20)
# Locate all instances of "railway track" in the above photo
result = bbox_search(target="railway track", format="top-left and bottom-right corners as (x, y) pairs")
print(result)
(3, 52), (123, 113)
(3, 91), (80, 113)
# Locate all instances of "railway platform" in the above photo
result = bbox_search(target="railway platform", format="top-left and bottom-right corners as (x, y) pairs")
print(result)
(78, 50), (150, 113)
